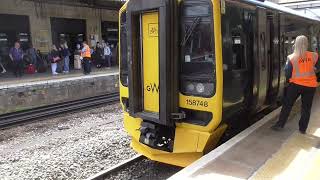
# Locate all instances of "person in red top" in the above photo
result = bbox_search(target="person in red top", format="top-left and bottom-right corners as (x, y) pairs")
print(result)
(272, 35), (319, 134)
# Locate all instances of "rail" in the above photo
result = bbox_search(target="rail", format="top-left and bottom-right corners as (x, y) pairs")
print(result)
(86, 155), (145, 180)
(0, 92), (119, 127)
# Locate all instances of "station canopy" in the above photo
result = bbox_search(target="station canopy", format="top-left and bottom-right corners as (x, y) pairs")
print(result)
(28, 0), (126, 10)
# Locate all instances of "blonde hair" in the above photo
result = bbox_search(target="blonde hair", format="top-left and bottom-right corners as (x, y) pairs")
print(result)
(293, 35), (308, 60)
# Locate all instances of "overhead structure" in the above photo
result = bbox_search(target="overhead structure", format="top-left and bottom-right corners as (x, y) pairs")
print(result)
(276, 0), (320, 19)
(26, 0), (126, 10)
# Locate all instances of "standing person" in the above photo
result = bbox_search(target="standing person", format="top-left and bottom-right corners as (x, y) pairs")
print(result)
(49, 45), (61, 75)
(61, 43), (71, 73)
(95, 43), (104, 68)
(9, 42), (24, 77)
(271, 35), (320, 134)
(74, 44), (82, 70)
(0, 56), (6, 74)
(26, 44), (37, 69)
(81, 41), (91, 75)
(36, 49), (47, 73)
(101, 40), (107, 49)
(104, 43), (112, 68)
(111, 44), (117, 66)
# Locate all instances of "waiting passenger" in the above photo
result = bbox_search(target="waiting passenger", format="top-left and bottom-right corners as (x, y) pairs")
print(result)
(61, 43), (71, 73)
(95, 43), (104, 68)
(81, 41), (92, 75)
(74, 44), (82, 70)
(49, 45), (61, 75)
(271, 35), (320, 134)
(36, 49), (47, 73)
(104, 43), (112, 69)
(9, 42), (24, 77)
(26, 44), (38, 69)
(111, 44), (117, 66)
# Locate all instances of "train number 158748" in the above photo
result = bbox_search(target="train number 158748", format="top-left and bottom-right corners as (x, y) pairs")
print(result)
(186, 99), (209, 107)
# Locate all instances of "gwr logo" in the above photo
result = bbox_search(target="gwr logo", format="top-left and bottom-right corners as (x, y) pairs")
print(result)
(299, 58), (312, 63)
(146, 83), (159, 93)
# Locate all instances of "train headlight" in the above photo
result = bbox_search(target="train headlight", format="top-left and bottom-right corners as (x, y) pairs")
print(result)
(186, 82), (195, 92)
(196, 83), (205, 93)
(182, 81), (214, 97)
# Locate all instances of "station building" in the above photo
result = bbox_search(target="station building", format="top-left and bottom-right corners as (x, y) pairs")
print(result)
(0, 0), (124, 54)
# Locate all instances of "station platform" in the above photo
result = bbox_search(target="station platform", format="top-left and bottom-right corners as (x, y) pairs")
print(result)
(0, 67), (119, 114)
(0, 67), (118, 87)
(170, 90), (320, 180)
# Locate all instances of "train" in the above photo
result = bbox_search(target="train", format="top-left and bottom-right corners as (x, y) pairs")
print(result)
(119, 0), (320, 167)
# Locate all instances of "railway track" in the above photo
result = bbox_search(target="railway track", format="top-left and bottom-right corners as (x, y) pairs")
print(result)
(87, 154), (182, 180)
(87, 155), (145, 180)
(0, 92), (119, 127)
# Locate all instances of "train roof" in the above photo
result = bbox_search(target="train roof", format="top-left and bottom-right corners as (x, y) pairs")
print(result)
(242, 0), (320, 22)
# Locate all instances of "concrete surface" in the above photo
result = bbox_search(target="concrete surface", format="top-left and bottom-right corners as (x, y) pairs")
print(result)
(0, 67), (118, 87)
(170, 90), (320, 180)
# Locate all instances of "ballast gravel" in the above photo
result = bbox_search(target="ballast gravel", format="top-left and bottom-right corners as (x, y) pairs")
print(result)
(0, 104), (137, 180)
(104, 158), (182, 180)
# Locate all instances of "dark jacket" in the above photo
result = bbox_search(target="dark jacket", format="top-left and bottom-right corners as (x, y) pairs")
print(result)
(61, 48), (70, 57)
(49, 50), (60, 63)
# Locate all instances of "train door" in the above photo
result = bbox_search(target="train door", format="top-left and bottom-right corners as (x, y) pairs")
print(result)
(255, 7), (269, 109)
(141, 12), (160, 113)
(266, 12), (280, 103)
(221, 2), (255, 119)
(126, 0), (179, 151)
(127, 0), (179, 126)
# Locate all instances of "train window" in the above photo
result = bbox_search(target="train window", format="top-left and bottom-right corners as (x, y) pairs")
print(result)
(180, 0), (215, 98)
(222, 3), (249, 71)
(182, 23), (214, 64)
(311, 36), (318, 52)
(120, 11), (128, 87)
(184, 5), (210, 17)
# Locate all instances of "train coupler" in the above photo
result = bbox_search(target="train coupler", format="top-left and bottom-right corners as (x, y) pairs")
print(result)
(139, 121), (175, 152)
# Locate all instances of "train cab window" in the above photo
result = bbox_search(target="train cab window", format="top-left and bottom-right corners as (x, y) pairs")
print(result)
(120, 11), (128, 87)
(180, 0), (215, 98)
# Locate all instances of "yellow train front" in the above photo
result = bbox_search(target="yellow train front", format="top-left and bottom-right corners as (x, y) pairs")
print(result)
(118, 0), (320, 167)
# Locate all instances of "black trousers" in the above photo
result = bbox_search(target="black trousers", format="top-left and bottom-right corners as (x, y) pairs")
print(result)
(275, 83), (316, 131)
(13, 61), (24, 77)
(83, 58), (91, 74)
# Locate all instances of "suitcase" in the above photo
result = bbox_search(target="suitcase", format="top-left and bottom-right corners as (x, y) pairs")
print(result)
(74, 55), (82, 70)
(25, 64), (36, 74)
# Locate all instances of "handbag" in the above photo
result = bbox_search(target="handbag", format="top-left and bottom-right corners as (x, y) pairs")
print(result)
(53, 56), (61, 63)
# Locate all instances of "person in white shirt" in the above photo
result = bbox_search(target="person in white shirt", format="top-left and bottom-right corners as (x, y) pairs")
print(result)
(104, 43), (112, 68)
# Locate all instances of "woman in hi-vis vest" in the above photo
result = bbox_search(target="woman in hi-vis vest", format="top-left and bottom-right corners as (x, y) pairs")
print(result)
(272, 35), (319, 134)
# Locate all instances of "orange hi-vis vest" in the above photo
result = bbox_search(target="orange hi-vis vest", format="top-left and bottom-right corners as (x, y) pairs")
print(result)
(289, 51), (318, 87)
(81, 44), (91, 58)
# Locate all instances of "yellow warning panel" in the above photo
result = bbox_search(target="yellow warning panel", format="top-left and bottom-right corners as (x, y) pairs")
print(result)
(142, 12), (159, 112)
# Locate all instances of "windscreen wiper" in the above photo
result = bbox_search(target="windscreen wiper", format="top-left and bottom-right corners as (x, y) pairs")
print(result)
(181, 17), (201, 46)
